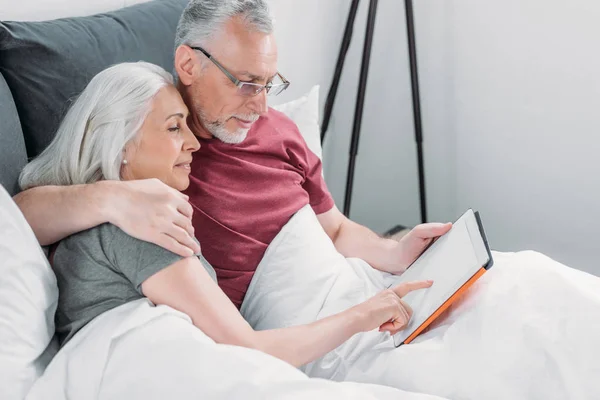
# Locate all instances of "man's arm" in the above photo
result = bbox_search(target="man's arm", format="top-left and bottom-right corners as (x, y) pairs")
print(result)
(14, 182), (112, 246)
(317, 205), (451, 274)
(13, 179), (199, 256)
(297, 137), (449, 273)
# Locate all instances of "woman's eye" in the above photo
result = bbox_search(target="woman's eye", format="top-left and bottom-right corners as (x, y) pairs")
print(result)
(168, 126), (180, 132)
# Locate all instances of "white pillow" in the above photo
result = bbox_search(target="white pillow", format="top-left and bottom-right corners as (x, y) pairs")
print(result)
(0, 185), (58, 400)
(272, 85), (323, 161)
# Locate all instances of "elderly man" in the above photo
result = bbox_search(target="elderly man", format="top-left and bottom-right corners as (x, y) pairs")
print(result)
(14, 0), (450, 309)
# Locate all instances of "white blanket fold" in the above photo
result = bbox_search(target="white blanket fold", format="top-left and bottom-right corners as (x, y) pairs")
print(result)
(27, 298), (444, 399)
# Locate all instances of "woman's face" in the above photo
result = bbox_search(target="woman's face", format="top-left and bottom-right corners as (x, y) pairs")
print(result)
(122, 85), (200, 191)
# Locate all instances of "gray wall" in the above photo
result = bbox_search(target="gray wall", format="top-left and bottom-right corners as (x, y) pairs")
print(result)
(325, 0), (600, 276)
(267, 0), (348, 112)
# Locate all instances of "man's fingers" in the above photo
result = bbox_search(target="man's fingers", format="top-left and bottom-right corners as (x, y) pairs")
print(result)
(175, 197), (194, 219)
(165, 225), (200, 255)
(174, 213), (195, 237)
(412, 222), (452, 239)
(392, 280), (433, 298)
(155, 233), (195, 258)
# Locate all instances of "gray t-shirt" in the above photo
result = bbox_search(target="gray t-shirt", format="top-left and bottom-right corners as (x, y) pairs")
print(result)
(52, 223), (217, 345)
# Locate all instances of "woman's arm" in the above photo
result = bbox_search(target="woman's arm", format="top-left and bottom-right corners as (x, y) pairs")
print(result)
(141, 257), (431, 368)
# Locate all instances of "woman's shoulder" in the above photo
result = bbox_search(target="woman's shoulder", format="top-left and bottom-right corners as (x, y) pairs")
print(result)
(54, 223), (132, 261)
(53, 223), (163, 275)
(59, 223), (190, 263)
(54, 223), (217, 285)
(52, 224), (116, 271)
(58, 223), (125, 247)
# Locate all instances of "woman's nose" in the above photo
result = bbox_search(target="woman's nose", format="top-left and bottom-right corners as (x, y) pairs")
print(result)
(183, 126), (201, 152)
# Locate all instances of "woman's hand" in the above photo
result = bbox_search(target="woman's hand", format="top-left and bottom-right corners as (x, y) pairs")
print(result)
(353, 280), (433, 335)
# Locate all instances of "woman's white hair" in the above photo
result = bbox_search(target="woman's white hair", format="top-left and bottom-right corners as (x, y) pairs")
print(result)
(19, 62), (173, 190)
(175, 0), (273, 49)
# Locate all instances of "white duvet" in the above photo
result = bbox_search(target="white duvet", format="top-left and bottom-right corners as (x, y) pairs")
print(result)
(241, 205), (600, 400)
(26, 287), (444, 399)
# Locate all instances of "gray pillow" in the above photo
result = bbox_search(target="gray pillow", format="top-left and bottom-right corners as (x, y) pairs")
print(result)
(0, 0), (189, 158)
(0, 72), (28, 196)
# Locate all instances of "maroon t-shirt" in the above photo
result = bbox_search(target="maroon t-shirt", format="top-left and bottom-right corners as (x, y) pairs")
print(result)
(184, 108), (335, 308)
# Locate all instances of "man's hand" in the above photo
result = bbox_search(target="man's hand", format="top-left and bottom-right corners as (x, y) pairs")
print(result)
(107, 179), (200, 257)
(317, 205), (452, 275)
(388, 222), (452, 274)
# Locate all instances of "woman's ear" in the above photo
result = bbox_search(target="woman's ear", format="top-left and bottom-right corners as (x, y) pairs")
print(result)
(120, 142), (136, 180)
(174, 45), (196, 86)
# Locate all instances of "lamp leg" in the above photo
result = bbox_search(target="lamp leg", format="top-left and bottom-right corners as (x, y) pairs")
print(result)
(343, 0), (379, 217)
(404, 0), (428, 223)
(321, 0), (361, 143)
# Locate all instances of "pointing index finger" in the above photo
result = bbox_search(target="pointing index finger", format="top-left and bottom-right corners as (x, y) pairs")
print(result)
(392, 280), (433, 298)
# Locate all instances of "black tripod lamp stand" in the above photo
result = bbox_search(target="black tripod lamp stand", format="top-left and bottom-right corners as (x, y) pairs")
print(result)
(321, 0), (428, 224)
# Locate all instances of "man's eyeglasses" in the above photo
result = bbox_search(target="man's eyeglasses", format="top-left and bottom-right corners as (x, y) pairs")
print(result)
(190, 46), (290, 97)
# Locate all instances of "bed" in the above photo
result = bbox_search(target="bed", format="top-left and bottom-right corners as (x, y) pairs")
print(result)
(2, 1), (600, 399)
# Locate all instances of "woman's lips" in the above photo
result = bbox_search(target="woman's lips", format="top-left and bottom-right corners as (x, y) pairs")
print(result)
(174, 162), (191, 170)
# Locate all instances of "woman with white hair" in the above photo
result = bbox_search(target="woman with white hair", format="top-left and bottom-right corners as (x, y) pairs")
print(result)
(19, 61), (429, 365)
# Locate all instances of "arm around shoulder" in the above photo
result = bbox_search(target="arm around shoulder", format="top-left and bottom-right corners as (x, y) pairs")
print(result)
(13, 180), (114, 245)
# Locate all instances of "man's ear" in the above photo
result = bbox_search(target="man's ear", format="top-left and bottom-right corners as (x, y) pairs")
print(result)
(174, 45), (196, 86)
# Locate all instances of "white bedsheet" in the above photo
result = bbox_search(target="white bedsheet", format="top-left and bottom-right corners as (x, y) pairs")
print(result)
(26, 297), (446, 400)
(241, 205), (600, 400)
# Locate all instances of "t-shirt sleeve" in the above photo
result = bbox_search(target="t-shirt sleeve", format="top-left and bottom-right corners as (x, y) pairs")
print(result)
(102, 224), (194, 294)
(302, 146), (335, 215)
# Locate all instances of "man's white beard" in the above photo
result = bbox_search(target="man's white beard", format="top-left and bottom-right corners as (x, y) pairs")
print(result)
(199, 110), (258, 145)
(209, 124), (249, 144)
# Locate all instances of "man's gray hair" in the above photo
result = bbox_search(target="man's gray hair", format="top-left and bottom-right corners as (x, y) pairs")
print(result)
(175, 0), (273, 49)
(19, 62), (173, 190)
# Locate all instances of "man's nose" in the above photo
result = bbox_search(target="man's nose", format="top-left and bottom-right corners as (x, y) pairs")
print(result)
(247, 89), (268, 116)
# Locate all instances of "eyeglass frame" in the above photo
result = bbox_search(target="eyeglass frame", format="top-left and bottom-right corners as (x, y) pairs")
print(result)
(189, 45), (290, 97)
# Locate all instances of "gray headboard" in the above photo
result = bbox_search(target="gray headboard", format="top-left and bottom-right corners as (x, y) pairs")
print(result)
(0, 72), (28, 196)
(0, 0), (189, 197)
